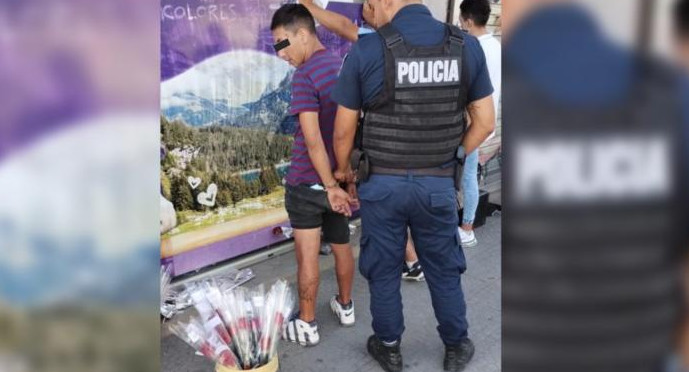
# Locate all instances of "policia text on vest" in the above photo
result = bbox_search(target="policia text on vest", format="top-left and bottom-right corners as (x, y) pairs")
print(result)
(353, 24), (469, 188)
(396, 57), (461, 87)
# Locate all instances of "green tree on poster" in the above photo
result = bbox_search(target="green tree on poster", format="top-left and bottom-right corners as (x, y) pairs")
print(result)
(161, 116), (195, 148)
(259, 165), (280, 193)
(247, 180), (261, 198)
(210, 171), (233, 208)
(170, 175), (194, 211)
(161, 152), (176, 171)
(160, 171), (172, 200)
(229, 175), (248, 205)
(161, 115), (294, 211)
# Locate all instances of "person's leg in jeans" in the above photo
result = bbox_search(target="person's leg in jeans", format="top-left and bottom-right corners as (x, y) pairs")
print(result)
(460, 149), (479, 247)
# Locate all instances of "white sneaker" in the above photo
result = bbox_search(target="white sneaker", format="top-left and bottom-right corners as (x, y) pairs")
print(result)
(330, 295), (355, 327)
(282, 316), (320, 346)
(459, 228), (478, 247)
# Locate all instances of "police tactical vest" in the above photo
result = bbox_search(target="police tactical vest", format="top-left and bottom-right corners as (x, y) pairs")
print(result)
(502, 56), (688, 372)
(361, 24), (470, 170)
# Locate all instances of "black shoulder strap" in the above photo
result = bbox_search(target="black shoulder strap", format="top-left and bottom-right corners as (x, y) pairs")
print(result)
(446, 25), (465, 55)
(377, 23), (408, 58)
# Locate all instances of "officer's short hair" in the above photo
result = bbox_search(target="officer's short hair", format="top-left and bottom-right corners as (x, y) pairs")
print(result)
(675, 0), (689, 38)
(270, 4), (317, 35)
(459, 0), (492, 27)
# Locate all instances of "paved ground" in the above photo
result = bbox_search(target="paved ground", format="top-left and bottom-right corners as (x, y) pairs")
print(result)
(162, 214), (501, 372)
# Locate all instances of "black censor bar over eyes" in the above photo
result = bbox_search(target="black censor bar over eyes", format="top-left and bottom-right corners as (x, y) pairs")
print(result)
(273, 39), (290, 52)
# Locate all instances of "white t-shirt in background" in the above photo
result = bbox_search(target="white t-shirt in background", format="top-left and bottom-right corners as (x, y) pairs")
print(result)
(477, 32), (501, 140)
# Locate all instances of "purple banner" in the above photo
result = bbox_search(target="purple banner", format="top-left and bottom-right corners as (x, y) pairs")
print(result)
(161, 0), (363, 81)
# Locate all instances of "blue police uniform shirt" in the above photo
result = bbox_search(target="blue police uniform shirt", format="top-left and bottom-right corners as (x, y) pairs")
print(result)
(333, 4), (494, 110)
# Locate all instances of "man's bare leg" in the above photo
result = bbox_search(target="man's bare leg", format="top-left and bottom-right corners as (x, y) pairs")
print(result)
(294, 228), (322, 322)
(403, 229), (425, 281)
(331, 243), (354, 305)
(405, 233), (419, 263)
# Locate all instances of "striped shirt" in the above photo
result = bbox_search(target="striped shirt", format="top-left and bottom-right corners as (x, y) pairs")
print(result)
(286, 49), (342, 186)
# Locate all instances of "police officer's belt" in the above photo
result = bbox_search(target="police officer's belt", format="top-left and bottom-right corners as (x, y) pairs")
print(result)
(370, 165), (454, 177)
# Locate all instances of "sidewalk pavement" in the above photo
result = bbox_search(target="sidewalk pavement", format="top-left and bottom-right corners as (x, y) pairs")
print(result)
(162, 214), (501, 372)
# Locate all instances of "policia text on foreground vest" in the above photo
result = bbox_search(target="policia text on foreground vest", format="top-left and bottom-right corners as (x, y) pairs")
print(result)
(502, 56), (687, 372)
(352, 24), (470, 186)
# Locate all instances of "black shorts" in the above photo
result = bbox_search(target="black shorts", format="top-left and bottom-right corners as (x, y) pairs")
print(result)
(284, 184), (350, 244)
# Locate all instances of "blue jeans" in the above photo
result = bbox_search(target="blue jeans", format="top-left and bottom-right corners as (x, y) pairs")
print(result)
(358, 174), (469, 345)
(461, 150), (479, 225)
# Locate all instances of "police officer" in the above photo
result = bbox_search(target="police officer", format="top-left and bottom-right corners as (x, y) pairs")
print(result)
(331, 0), (495, 371)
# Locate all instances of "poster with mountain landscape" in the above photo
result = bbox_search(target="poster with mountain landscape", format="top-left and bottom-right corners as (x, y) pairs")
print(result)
(160, 0), (364, 274)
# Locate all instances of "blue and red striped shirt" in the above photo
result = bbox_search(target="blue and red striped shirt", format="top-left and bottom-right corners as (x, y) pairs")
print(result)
(286, 49), (342, 186)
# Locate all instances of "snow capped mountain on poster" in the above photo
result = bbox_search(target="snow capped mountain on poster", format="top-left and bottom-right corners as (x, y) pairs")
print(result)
(0, 116), (160, 305)
(161, 50), (294, 129)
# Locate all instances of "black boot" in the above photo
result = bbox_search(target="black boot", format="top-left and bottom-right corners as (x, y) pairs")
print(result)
(444, 338), (475, 372)
(367, 335), (403, 372)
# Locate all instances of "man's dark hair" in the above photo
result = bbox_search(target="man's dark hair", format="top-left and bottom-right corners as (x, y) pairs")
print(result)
(270, 4), (316, 34)
(674, 0), (689, 38)
(459, 0), (492, 27)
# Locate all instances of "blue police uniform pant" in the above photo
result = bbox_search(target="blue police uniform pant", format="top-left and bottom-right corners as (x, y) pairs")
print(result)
(357, 174), (469, 346)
